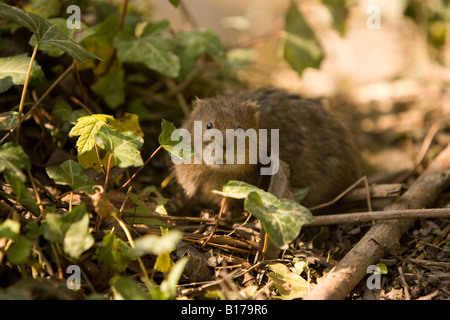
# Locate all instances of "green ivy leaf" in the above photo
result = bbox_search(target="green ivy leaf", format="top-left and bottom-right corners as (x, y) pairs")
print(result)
(168, 0), (180, 8)
(114, 20), (180, 77)
(51, 101), (89, 124)
(158, 119), (195, 160)
(283, 0), (324, 76)
(0, 54), (46, 93)
(6, 235), (31, 265)
(0, 3), (100, 62)
(213, 181), (313, 249)
(0, 142), (31, 182)
(95, 233), (134, 273)
(0, 219), (21, 240)
(111, 276), (150, 300)
(177, 29), (225, 79)
(90, 69), (125, 109)
(43, 204), (87, 243)
(0, 112), (19, 130)
(94, 125), (144, 168)
(246, 191), (312, 249)
(132, 230), (183, 257)
(4, 171), (39, 216)
(158, 257), (188, 299)
(63, 211), (94, 259)
(46, 160), (96, 194)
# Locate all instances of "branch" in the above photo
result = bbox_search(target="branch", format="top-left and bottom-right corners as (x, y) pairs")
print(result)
(304, 143), (450, 300)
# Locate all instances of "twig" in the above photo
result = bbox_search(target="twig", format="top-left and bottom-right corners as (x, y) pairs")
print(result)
(305, 208), (450, 226)
(310, 176), (372, 212)
(16, 43), (39, 139)
(408, 258), (450, 269)
(200, 197), (227, 248)
(111, 214), (152, 293)
(70, 96), (94, 115)
(304, 143), (450, 300)
(398, 266), (411, 300)
(164, 78), (190, 117)
(0, 62), (75, 145)
(121, 145), (162, 189)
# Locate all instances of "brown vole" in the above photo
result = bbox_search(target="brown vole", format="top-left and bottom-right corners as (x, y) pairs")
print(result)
(174, 88), (361, 211)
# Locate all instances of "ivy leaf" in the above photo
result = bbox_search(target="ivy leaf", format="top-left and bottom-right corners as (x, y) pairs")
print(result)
(177, 29), (225, 79)
(6, 235), (31, 265)
(267, 263), (313, 299)
(132, 230), (183, 257)
(158, 119), (195, 160)
(63, 211), (95, 259)
(43, 205), (87, 243)
(46, 160), (96, 194)
(111, 276), (150, 300)
(94, 125), (144, 168)
(0, 219), (21, 240)
(95, 233), (134, 273)
(0, 112), (19, 130)
(158, 257), (188, 299)
(321, 0), (349, 36)
(168, 0), (180, 8)
(0, 3), (100, 62)
(0, 142), (31, 182)
(4, 171), (39, 216)
(212, 180), (278, 203)
(90, 69), (125, 109)
(0, 54), (46, 93)
(246, 191), (312, 249)
(283, 0), (324, 76)
(114, 20), (180, 77)
(213, 181), (313, 249)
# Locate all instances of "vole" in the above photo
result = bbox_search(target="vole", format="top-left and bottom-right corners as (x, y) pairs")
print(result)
(173, 88), (362, 211)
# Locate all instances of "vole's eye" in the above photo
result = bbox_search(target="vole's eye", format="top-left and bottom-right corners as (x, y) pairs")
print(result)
(206, 122), (213, 130)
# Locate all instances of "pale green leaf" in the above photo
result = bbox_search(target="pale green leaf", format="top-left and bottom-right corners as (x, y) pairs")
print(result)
(68, 114), (115, 155)
(267, 263), (313, 299)
(0, 219), (21, 240)
(63, 211), (95, 259)
(43, 205), (87, 243)
(133, 230), (183, 257)
(111, 276), (150, 300)
(0, 54), (46, 93)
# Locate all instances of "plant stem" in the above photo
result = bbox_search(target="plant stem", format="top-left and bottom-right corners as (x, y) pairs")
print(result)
(111, 214), (152, 293)
(16, 42), (39, 139)
(121, 145), (162, 189)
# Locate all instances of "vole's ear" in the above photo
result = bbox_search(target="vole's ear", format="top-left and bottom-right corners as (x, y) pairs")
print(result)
(192, 97), (201, 109)
(247, 100), (260, 126)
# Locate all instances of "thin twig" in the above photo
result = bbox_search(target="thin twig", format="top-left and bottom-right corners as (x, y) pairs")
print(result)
(121, 145), (162, 189)
(305, 208), (450, 226)
(201, 197), (227, 248)
(16, 43), (39, 139)
(309, 176), (372, 211)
